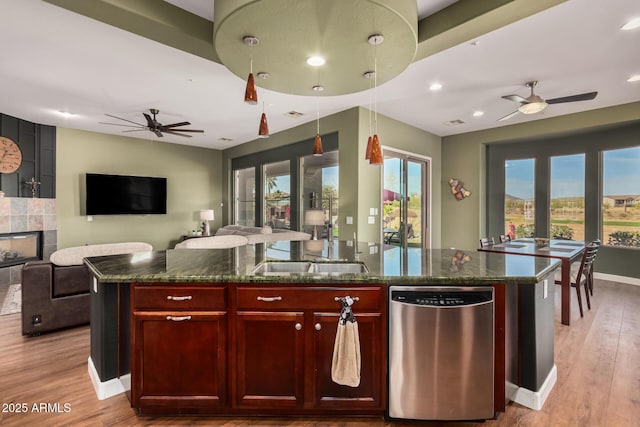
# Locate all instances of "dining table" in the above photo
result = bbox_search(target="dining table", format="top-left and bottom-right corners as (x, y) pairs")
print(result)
(478, 238), (586, 326)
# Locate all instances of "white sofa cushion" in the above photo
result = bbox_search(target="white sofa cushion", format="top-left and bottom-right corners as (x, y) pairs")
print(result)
(50, 242), (153, 266)
(174, 235), (248, 249)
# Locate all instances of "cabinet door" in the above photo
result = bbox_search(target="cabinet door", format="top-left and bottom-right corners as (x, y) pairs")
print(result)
(311, 312), (384, 410)
(235, 311), (304, 408)
(131, 311), (227, 409)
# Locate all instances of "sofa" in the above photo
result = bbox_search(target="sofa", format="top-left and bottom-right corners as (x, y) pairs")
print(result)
(214, 224), (311, 244)
(21, 242), (153, 336)
(174, 235), (249, 249)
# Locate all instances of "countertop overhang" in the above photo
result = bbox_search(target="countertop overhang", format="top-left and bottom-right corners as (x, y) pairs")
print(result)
(84, 240), (561, 286)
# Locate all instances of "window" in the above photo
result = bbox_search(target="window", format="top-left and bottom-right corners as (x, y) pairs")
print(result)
(234, 167), (255, 226)
(301, 151), (339, 238)
(504, 159), (535, 238)
(602, 146), (640, 248)
(550, 154), (585, 240)
(264, 160), (291, 230)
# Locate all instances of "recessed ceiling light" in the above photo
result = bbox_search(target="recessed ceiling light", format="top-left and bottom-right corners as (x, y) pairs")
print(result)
(627, 74), (640, 82)
(312, 85), (324, 92)
(621, 17), (640, 30)
(473, 111), (484, 117)
(429, 82), (442, 91)
(306, 56), (325, 66)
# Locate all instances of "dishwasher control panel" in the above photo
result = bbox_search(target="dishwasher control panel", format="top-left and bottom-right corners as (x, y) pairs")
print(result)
(391, 289), (493, 307)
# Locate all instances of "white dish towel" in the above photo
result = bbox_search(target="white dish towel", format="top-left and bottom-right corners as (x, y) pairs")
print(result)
(331, 319), (361, 387)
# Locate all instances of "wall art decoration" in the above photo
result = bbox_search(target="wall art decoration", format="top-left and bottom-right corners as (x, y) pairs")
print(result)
(448, 178), (471, 201)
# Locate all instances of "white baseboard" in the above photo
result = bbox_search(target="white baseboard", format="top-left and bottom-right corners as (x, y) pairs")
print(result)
(594, 273), (640, 287)
(87, 357), (130, 400)
(512, 364), (557, 410)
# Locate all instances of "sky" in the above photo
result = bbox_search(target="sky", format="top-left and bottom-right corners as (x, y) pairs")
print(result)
(506, 147), (640, 199)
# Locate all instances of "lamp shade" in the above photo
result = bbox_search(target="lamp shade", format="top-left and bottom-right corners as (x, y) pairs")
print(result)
(244, 72), (258, 104)
(369, 134), (383, 165)
(304, 208), (325, 225)
(365, 135), (373, 160)
(518, 100), (548, 114)
(258, 112), (269, 138)
(313, 133), (323, 156)
(199, 209), (214, 221)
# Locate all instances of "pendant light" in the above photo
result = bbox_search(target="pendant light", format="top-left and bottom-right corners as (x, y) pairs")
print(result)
(258, 101), (269, 138)
(364, 71), (374, 160)
(243, 36), (258, 105)
(312, 85), (323, 156)
(368, 34), (383, 165)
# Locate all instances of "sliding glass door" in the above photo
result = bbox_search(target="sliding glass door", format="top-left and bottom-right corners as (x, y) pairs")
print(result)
(382, 150), (428, 249)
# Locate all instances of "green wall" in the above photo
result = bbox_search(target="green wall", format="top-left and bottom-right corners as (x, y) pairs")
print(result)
(222, 107), (441, 246)
(441, 101), (640, 251)
(56, 128), (222, 250)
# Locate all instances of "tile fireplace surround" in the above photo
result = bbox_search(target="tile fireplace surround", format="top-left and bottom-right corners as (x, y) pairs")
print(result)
(0, 197), (56, 287)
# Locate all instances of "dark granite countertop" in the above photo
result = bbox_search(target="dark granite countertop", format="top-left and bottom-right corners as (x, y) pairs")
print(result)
(84, 240), (560, 286)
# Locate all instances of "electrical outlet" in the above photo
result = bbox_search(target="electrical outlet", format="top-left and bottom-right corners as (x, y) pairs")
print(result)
(87, 215), (93, 222)
(368, 216), (375, 224)
(346, 216), (353, 224)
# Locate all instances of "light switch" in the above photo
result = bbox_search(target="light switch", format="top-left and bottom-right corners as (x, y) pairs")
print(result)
(543, 279), (548, 299)
(369, 207), (375, 215)
(346, 216), (353, 224)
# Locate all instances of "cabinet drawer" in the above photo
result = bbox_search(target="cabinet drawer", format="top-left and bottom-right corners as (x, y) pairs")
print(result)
(236, 286), (382, 311)
(133, 285), (226, 310)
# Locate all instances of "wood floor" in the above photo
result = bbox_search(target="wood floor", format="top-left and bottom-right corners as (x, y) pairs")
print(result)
(1, 280), (639, 426)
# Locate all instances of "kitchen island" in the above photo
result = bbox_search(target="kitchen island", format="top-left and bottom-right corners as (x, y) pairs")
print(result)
(84, 240), (560, 418)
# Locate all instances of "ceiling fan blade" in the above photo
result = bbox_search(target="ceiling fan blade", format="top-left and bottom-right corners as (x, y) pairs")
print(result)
(104, 114), (145, 127)
(546, 91), (598, 104)
(502, 94), (529, 104)
(163, 130), (193, 138)
(162, 128), (204, 133)
(497, 110), (520, 122)
(99, 122), (145, 128)
(143, 113), (156, 128)
(162, 121), (191, 128)
(121, 129), (147, 133)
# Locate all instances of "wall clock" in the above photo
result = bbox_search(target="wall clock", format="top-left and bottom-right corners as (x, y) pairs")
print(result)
(0, 136), (23, 173)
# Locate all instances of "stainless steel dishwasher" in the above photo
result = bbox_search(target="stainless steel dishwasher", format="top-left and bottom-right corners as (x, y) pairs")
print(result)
(388, 286), (494, 421)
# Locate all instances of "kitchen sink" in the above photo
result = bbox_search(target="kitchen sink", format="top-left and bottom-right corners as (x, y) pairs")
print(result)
(251, 261), (311, 274)
(311, 262), (369, 274)
(251, 261), (368, 275)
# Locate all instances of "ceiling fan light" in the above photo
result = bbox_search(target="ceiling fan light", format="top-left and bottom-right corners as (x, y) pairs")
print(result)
(519, 101), (548, 114)
(244, 73), (258, 104)
(258, 112), (269, 138)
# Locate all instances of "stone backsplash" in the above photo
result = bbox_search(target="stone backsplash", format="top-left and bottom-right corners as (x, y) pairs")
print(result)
(0, 197), (56, 285)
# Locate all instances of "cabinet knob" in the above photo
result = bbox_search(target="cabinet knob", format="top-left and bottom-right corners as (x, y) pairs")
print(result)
(315, 323), (322, 331)
(166, 315), (191, 322)
(257, 296), (283, 302)
(295, 323), (302, 331)
(167, 295), (192, 301)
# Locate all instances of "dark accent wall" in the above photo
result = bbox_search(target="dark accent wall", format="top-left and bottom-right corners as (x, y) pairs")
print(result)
(0, 113), (56, 198)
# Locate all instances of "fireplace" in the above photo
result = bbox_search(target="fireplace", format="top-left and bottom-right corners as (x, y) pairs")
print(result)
(0, 232), (43, 268)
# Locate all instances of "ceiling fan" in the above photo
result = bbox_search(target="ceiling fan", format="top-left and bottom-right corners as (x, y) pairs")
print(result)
(498, 81), (597, 122)
(100, 108), (204, 137)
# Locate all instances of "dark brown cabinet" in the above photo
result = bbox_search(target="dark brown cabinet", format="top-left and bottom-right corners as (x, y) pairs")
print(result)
(130, 282), (386, 416)
(234, 285), (386, 414)
(131, 284), (227, 413)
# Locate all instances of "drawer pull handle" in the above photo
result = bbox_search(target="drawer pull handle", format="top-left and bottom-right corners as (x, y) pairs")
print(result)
(295, 323), (302, 331)
(167, 295), (192, 301)
(257, 296), (283, 302)
(166, 315), (191, 322)
(315, 323), (322, 331)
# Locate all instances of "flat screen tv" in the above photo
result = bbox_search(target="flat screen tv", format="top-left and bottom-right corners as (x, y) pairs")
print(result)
(86, 173), (167, 215)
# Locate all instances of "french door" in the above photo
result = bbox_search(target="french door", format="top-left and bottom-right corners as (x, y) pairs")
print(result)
(382, 150), (429, 249)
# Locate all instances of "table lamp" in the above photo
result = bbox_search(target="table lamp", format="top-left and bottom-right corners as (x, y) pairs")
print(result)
(304, 209), (325, 240)
(200, 209), (214, 236)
